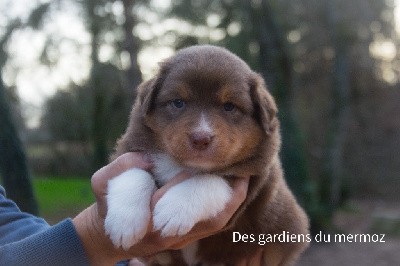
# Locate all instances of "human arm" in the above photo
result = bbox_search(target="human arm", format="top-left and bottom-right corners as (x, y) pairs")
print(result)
(0, 186), (49, 245)
(0, 186), (89, 266)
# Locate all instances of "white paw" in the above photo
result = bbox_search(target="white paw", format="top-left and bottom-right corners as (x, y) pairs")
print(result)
(105, 205), (148, 250)
(105, 168), (156, 250)
(153, 175), (232, 237)
(153, 195), (197, 237)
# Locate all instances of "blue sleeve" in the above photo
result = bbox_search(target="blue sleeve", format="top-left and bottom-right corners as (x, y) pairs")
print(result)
(0, 186), (49, 245)
(0, 186), (89, 266)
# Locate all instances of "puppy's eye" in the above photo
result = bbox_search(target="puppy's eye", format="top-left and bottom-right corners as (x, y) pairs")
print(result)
(223, 102), (236, 112)
(171, 99), (185, 109)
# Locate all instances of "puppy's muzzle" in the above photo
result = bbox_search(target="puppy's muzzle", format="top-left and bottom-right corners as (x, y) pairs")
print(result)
(189, 131), (215, 150)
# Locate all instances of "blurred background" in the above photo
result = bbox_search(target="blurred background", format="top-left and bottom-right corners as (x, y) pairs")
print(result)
(0, 0), (399, 264)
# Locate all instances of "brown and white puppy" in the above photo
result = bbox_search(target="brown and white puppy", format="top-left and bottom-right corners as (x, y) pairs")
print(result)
(105, 45), (309, 265)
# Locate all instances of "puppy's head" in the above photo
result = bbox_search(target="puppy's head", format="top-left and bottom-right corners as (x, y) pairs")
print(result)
(136, 45), (278, 171)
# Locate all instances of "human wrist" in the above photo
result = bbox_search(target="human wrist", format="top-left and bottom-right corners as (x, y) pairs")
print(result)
(73, 204), (123, 265)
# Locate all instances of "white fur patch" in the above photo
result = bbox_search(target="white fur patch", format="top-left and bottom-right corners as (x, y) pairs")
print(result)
(195, 113), (213, 134)
(105, 168), (156, 250)
(152, 153), (184, 186)
(153, 175), (232, 237)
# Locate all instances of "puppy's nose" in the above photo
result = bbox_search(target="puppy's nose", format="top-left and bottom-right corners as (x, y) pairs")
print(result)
(189, 131), (214, 150)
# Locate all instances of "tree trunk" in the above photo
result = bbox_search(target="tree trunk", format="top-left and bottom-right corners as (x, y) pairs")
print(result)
(122, 0), (142, 99)
(324, 0), (351, 210)
(0, 78), (38, 215)
(0, 20), (38, 215)
(251, 0), (312, 207)
(87, 0), (109, 170)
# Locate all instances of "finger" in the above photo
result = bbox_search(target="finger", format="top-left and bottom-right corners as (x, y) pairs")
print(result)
(91, 152), (153, 196)
(91, 152), (153, 217)
(208, 176), (250, 228)
(97, 152), (153, 181)
(229, 175), (250, 204)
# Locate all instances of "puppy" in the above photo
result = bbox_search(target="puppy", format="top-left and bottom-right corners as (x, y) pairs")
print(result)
(105, 45), (309, 265)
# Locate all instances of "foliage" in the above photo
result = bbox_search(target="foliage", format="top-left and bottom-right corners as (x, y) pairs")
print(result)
(42, 63), (130, 144)
(42, 85), (93, 142)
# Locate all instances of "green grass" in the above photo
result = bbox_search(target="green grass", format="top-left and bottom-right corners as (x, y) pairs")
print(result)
(33, 178), (95, 224)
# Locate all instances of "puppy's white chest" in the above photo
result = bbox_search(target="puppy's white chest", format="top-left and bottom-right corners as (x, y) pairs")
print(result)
(152, 153), (185, 186)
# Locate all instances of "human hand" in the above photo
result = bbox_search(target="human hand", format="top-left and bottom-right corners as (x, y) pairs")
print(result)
(73, 152), (153, 265)
(73, 152), (250, 265)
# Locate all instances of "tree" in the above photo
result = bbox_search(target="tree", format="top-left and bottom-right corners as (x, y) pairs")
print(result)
(0, 2), (52, 214)
(83, 0), (142, 170)
(0, 80), (38, 215)
(249, 0), (319, 227)
(121, 0), (142, 99)
(0, 22), (38, 213)
(321, 0), (352, 214)
(42, 85), (93, 142)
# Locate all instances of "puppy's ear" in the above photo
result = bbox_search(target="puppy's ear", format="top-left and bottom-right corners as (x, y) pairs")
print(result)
(136, 60), (171, 116)
(250, 73), (279, 135)
(136, 78), (158, 116)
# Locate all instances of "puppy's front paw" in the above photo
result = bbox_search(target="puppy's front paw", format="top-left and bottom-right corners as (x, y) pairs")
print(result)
(153, 195), (197, 237)
(153, 175), (232, 237)
(105, 168), (156, 250)
(105, 205), (148, 250)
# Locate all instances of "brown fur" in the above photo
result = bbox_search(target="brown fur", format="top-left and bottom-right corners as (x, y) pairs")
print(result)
(113, 45), (309, 265)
